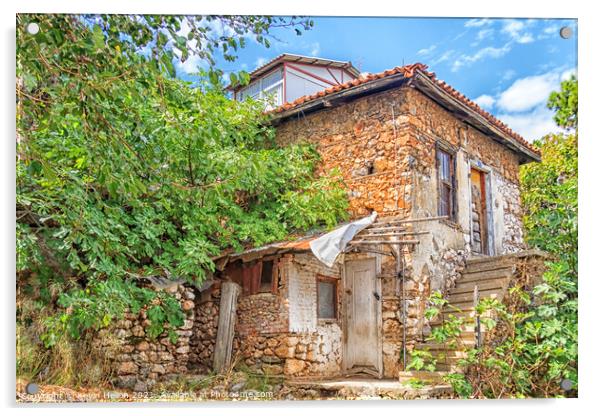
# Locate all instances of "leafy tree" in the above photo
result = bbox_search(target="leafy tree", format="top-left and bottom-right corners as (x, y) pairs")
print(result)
(547, 74), (578, 129)
(517, 75), (578, 396)
(16, 14), (346, 346)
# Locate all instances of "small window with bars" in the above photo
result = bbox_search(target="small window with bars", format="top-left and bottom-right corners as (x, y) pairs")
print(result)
(437, 148), (456, 221)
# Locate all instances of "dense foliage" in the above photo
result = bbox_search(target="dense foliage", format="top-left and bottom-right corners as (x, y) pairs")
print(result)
(515, 76), (578, 396)
(16, 14), (347, 347)
(407, 76), (578, 398)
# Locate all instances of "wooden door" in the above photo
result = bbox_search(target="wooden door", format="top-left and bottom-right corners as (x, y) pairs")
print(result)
(470, 168), (489, 255)
(344, 258), (380, 376)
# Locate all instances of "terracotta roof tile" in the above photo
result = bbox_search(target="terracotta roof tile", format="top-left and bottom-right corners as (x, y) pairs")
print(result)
(271, 63), (538, 156)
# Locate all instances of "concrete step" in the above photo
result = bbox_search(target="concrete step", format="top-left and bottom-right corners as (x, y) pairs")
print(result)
(464, 257), (514, 271)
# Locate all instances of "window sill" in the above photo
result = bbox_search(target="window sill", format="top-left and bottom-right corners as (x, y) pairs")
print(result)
(439, 218), (461, 230)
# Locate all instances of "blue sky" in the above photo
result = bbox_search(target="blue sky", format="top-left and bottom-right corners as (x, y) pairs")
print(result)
(176, 17), (577, 142)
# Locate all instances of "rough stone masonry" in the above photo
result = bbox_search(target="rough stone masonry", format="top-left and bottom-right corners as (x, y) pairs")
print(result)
(100, 75), (532, 388)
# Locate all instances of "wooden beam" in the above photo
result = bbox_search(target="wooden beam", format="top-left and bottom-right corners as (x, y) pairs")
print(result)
(213, 281), (241, 373)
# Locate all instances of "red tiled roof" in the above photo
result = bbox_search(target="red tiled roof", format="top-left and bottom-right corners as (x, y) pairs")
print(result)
(272, 63), (538, 156)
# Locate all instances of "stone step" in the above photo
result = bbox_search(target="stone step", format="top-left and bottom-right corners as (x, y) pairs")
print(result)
(466, 254), (515, 266)
(399, 370), (448, 384)
(425, 328), (481, 340)
(435, 361), (463, 372)
(464, 258), (514, 272)
(459, 269), (513, 284)
(450, 279), (507, 294)
(448, 290), (503, 304)
(416, 342), (473, 353)
(429, 313), (477, 329)
(441, 305), (475, 315)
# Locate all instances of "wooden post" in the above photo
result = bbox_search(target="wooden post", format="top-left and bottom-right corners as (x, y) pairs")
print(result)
(213, 281), (241, 373)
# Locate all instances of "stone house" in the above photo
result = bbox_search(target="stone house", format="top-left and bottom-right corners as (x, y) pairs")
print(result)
(110, 58), (540, 390)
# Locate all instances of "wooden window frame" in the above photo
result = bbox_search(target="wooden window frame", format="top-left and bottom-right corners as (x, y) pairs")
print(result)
(258, 259), (276, 293)
(436, 146), (457, 222)
(242, 257), (279, 296)
(316, 274), (338, 322)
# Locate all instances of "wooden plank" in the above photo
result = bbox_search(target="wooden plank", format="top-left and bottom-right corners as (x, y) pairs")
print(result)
(213, 281), (241, 373)
(357, 231), (430, 238)
(373, 215), (449, 225)
(348, 240), (420, 245)
(358, 226), (410, 232)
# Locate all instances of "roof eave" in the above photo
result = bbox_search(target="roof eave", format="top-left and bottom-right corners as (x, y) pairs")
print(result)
(270, 72), (411, 124)
(270, 71), (540, 164)
(411, 72), (540, 164)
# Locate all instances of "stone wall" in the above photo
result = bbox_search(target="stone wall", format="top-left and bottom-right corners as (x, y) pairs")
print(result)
(276, 88), (413, 219)
(275, 86), (526, 251)
(233, 252), (343, 378)
(105, 284), (196, 392)
(101, 83), (530, 389)
(235, 325), (342, 378)
(188, 283), (220, 373)
(274, 84), (528, 378)
(236, 293), (289, 337)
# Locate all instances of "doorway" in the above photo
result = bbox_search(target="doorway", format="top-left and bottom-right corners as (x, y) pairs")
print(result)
(343, 258), (382, 377)
(470, 168), (491, 255)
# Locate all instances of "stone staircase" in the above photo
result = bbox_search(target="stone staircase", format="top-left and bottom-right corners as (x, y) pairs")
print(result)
(414, 254), (518, 372)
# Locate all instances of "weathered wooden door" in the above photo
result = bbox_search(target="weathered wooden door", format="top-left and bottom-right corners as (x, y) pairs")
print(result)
(470, 168), (490, 255)
(343, 258), (381, 377)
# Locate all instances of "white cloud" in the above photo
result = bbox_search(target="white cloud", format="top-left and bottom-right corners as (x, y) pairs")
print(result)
(491, 67), (576, 141)
(255, 57), (268, 68)
(175, 55), (205, 74)
(538, 21), (564, 40)
(432, 50), (453, 65)
(465, 19), (492, 28)
(451, 43), (511, 72)
(417, 45), (436, 56)
(470, 28), (494, 47)
(497, 71), (561, 112)
(309, 42), (321, 57)
(172, 18), (208, 75)
(501, 69), (516, 81)
(501, 19), (535, 44)
(205, 18), (237, 39)
(477, 28), (494, 41)
(467, 67), (577, 142)
(561, 68), (577, 81)
(473, 94), (496, 109)
(497, 105), (563, 142)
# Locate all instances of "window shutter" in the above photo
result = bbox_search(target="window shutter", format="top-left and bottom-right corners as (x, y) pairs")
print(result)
(271, 260), (279, 295)
(251, 262), (263, 295)
(242, 265), (252, 295)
